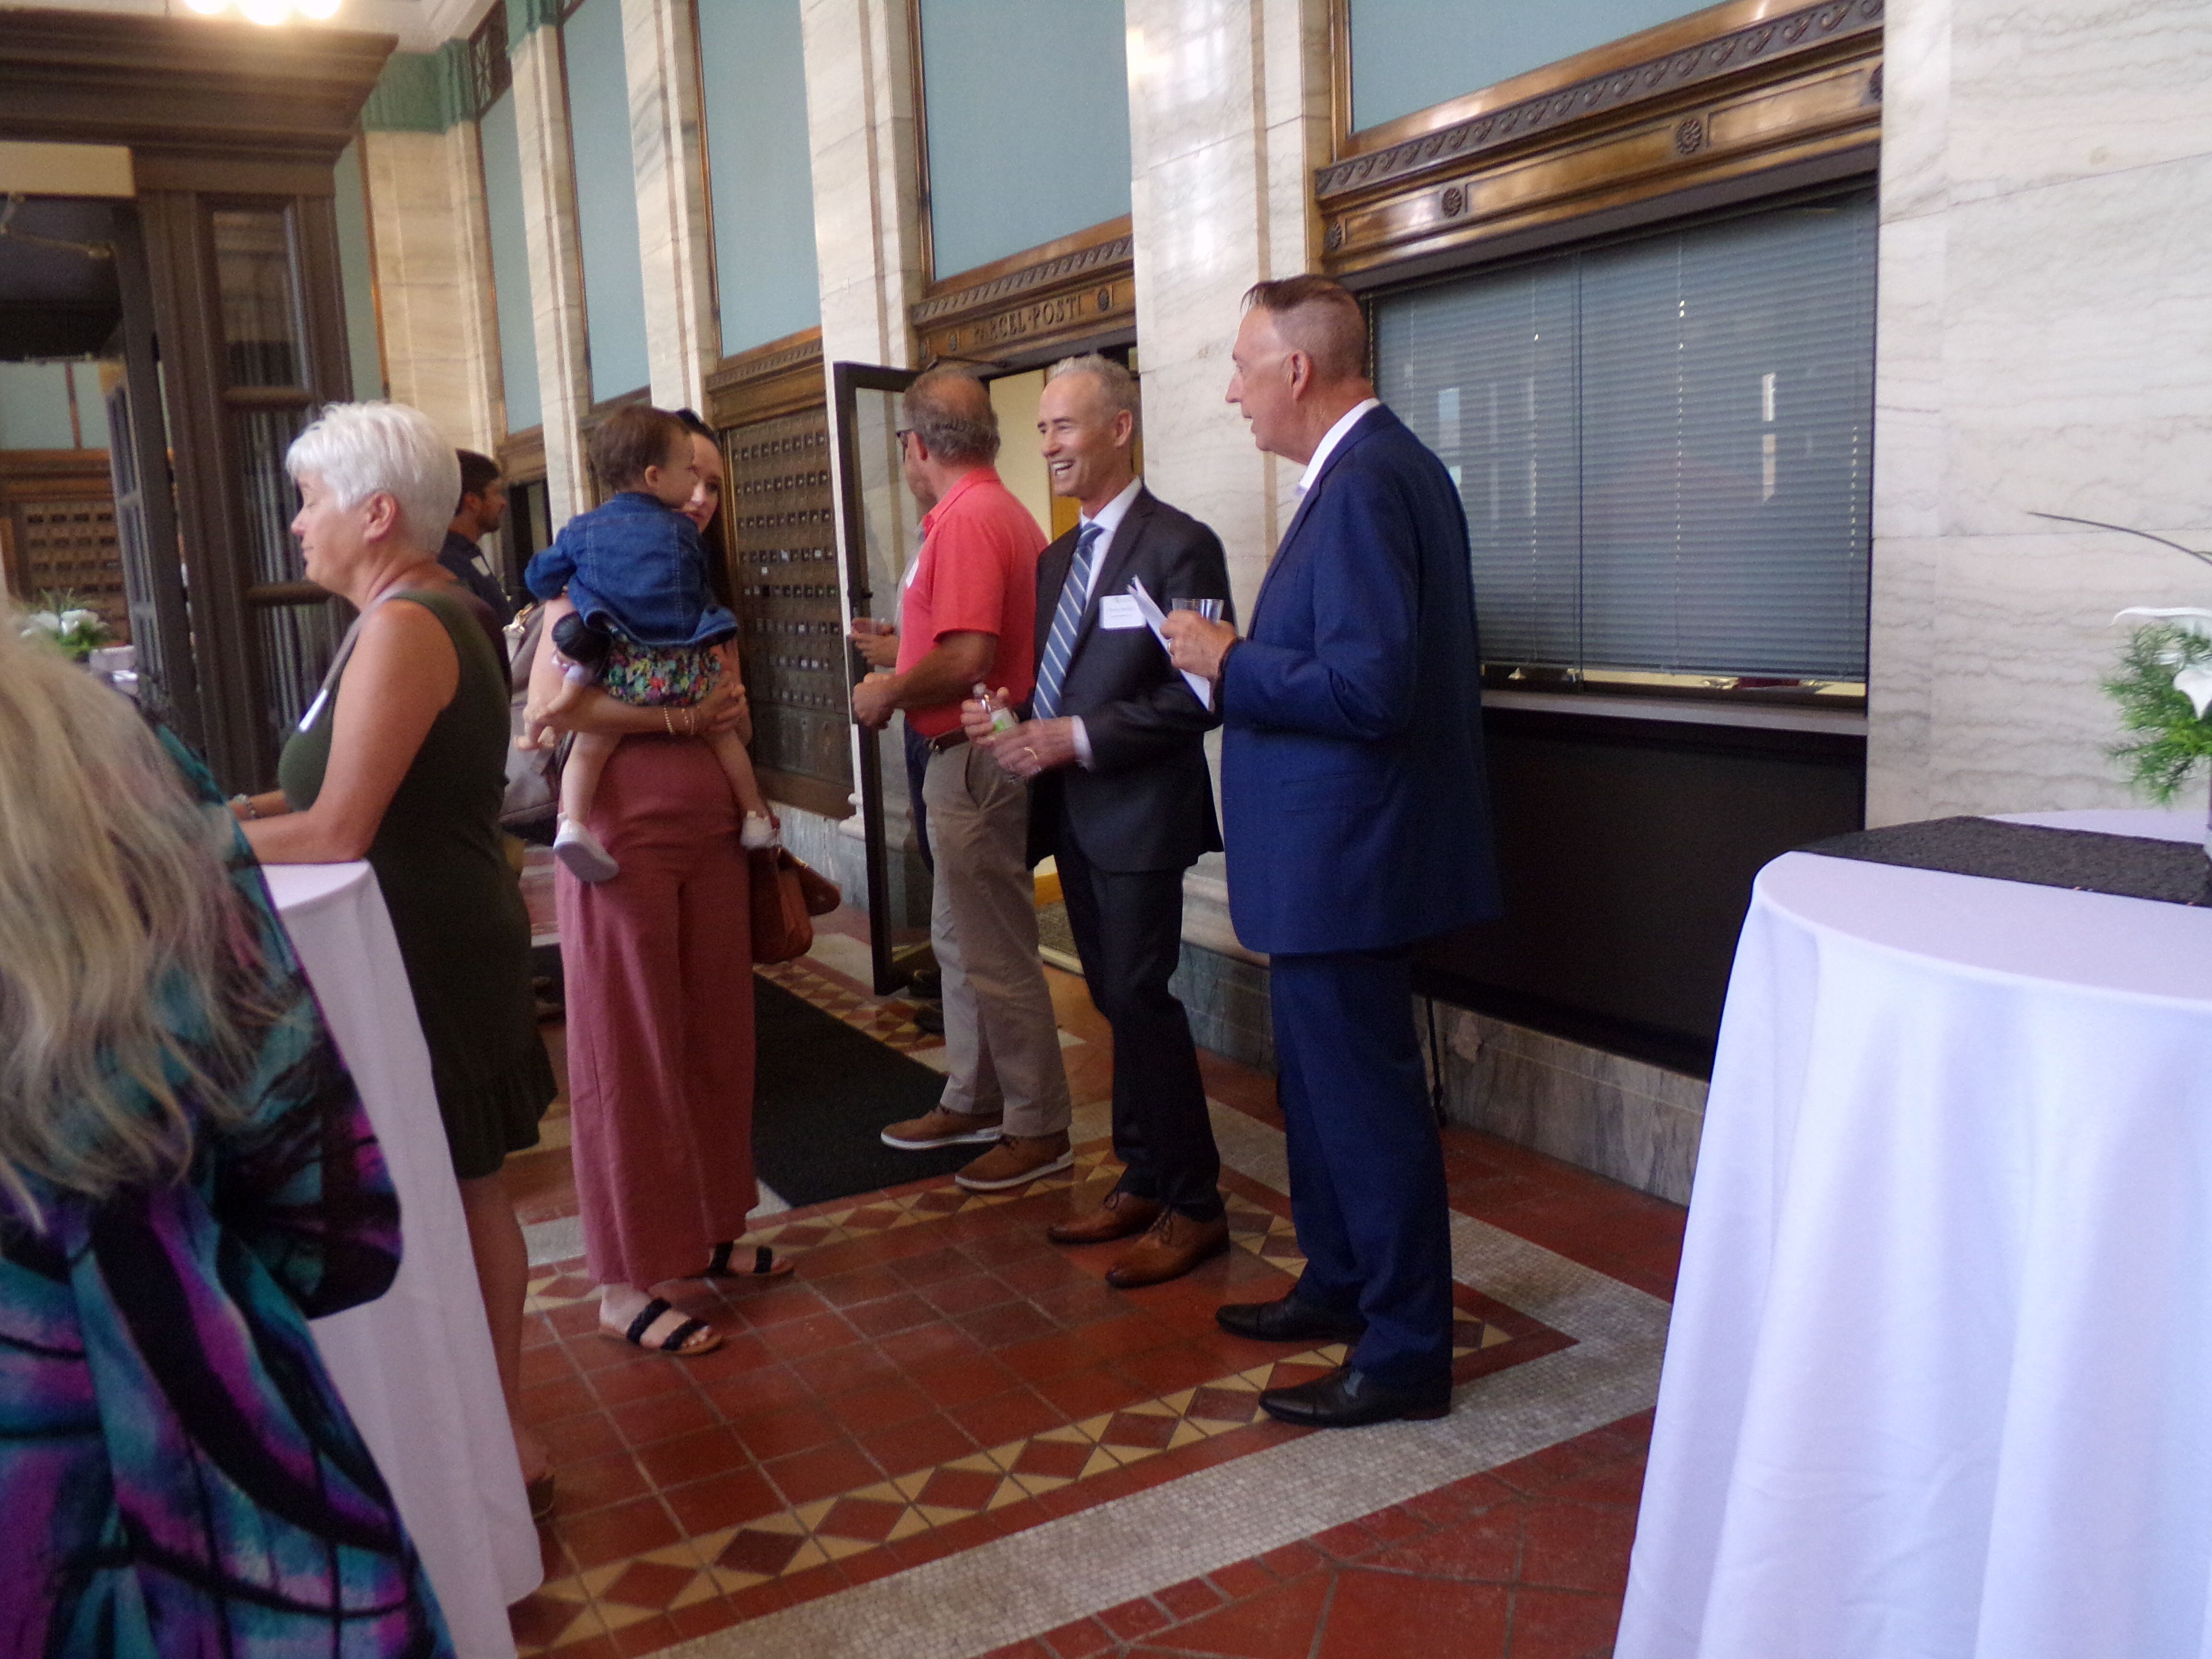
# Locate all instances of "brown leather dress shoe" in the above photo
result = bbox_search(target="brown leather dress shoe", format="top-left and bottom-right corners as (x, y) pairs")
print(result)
(1048, 1190), (1164, 1246)
(1106, 1211), (1231, 1289)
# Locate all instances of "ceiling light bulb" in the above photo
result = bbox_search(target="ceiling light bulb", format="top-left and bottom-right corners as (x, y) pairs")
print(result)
(181, 0), (230, 14)
(238, 0), (291, 24)
(294, 0), (341, 19)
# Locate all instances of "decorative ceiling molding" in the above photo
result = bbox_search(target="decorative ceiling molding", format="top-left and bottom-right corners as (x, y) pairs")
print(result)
(1317, 0), (1882, 204)
(0, 10), (394, 169)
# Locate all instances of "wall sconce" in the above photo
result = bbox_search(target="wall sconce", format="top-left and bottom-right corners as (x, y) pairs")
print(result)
(182, 0), (342, 23)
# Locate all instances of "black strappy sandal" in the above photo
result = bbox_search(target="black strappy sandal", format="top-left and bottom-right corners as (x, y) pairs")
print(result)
(700, 1242), (794, 1281)
(601, 1297), (722, 1358)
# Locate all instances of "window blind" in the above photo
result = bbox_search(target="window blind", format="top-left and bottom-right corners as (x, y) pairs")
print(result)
(1376, 191), (1877, 683)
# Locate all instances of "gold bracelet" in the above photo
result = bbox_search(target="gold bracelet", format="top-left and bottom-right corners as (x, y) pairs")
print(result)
(685, 707), (697, 738)
(662, 708), (674, 736)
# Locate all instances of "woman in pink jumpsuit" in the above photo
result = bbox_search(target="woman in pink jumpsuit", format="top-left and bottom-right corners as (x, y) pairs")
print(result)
(541, 421), (785, 1355)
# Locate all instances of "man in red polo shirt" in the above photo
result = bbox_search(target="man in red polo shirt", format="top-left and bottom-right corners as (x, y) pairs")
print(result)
(853, 367), (1071, 1190)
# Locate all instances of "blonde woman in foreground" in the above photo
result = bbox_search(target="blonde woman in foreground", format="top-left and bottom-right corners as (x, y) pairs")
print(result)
(0, 620), (451, 1654)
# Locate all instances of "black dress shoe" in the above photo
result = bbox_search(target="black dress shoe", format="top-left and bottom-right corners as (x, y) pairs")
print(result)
(1214, 1294), (1366, 1346)
(1259, 1365), (1451, 1428)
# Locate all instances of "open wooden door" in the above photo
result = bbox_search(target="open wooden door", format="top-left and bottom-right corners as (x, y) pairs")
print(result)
(103, 202), (201, 747)
(830, 360), (926, 996)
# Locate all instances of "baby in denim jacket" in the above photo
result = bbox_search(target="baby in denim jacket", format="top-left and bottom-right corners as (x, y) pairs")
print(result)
(522, 405), (774, 881)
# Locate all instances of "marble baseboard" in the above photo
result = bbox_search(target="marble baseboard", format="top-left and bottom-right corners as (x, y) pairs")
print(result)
(1422, 1003), (1706, 1205)
(1169, 946), (1703, 1202)
(1172, 940), (1277, 1075)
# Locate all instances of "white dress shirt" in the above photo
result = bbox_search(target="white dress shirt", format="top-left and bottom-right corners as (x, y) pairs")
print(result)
(1062, 474), (1144, 767)
(1298, 397), (1382, 493)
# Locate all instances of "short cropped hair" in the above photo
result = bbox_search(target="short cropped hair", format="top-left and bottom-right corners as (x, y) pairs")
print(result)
(672, 408), (715, 441)
(902, 367), (998, 466)
(1243, 275), (1369, 385)
(455, 449), (501, 510)
(589, 405), (687, 493)
(1046, 354), (1141, 427)
(287, 402), (461, 552)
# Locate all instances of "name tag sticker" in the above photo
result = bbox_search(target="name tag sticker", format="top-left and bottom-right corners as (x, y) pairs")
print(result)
(1098, 595), (1144, 630)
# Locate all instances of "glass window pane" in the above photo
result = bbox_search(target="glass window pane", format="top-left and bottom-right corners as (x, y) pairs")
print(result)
(698, 0), (821, 354)
(565, 0), (652, 400)
(212, 208), (303, 388)
(1374, 191), (1877, 685)
(1350, 0), (1708, 131)
(481, 91), (543, 433)
(916, 0), (1131, 277)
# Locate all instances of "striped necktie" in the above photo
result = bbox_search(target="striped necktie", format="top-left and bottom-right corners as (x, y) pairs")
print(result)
(1031, 521), (1102, 721)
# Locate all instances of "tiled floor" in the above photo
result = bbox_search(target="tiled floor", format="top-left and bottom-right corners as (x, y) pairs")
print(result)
(499, 914), (1684, 1659)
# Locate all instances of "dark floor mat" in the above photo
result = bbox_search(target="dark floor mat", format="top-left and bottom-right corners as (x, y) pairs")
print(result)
(751, 974), (974, 1207)
(1034, 898), (1083, 974)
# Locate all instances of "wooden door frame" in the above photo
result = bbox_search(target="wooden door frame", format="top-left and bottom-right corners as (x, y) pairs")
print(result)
(0, 9), (394, 788)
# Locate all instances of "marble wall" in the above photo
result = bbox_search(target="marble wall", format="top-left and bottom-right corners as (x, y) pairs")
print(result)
(1868, 0), (2212, 824)
(623, 0), (719, 414)
(360, 124), (504, 453)
(1125, 0), (1328, 621)
(511, 24), (595, 526)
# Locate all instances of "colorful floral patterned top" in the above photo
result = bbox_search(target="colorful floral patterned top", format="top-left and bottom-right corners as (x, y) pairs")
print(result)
(0, 731), (452, 1659)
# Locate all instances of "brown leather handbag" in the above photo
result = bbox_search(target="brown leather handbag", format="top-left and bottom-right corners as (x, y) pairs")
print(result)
(749, 848), (841, 964)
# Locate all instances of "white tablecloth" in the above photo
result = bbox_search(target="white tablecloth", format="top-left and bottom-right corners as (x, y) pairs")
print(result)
(1617, 807), (2212, 1659)
(268, 863), (540, 1659)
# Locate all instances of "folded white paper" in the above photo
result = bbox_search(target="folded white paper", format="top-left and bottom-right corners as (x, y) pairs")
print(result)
(1128, 577), (1213, 710)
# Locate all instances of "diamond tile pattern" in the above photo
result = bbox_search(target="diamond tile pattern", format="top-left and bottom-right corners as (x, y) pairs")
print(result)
(501, 926), (1684, 1657)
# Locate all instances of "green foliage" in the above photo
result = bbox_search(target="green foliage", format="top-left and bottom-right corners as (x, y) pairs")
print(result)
(2105, 623), (2212, 803)
(19, 591), (113, 664)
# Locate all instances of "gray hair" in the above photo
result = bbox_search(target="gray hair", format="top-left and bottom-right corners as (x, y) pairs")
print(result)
(286, 401), (462, 552)
(1046, 354), (1140, 426)
(902, 367), (999, 466)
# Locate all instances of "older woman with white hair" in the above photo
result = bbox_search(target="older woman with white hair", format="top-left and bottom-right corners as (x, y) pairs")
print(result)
(237, 401), (561, 1513)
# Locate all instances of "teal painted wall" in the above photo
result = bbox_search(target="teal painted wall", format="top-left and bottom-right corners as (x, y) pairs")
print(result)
(697, 0), (821, 354)
(334, 141), (386, 399)
(916, 0), (1131, 278)
(565, 0), (652, 400)
(481, 91), (544, 433)
(1349, 0), (1708, 131)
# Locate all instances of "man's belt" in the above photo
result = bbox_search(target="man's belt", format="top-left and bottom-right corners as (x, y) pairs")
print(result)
(927, 730), (969, 754)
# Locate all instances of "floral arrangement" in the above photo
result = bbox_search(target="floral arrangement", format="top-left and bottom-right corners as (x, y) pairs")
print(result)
(2048, 511), (2212, 804)
(19, 592), (113, 663)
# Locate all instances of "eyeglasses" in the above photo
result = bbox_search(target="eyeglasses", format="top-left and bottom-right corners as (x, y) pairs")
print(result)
(894, 428), (914, 447)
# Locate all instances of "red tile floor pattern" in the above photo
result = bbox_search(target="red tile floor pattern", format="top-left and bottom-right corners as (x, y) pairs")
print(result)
(501, 915), (1685, 1659)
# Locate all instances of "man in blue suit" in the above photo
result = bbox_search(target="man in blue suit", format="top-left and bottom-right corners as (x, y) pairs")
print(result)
(1165, 275), (1501, 1429)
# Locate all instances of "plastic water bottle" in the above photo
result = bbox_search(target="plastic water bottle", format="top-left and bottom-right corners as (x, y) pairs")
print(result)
(974, 682), (1019, 735)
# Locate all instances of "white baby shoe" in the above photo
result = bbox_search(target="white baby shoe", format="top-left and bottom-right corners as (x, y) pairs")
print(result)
(554, 817), (619, 883)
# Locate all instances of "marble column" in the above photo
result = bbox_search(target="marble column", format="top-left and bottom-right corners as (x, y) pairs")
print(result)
(1124, 0), (1329, 620)
(1125, 0), (1328, 963)
(801, 0), (924, 374)
(360, 124), (504, 453)
(793, 0), (930, 894)
(511, 23), (594, 527)
(623, 0), (718, 411)
(1867, 0), (2212, 822)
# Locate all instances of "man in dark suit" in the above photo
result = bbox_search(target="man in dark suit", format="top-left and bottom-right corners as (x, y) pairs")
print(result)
(964, 354), (1235, 1288)
(1166, 276), (1501, 1429)
(440, 449), (515, 625)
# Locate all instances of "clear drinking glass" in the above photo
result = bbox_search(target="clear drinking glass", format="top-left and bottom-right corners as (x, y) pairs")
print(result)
(1169, 598), (1224, 621)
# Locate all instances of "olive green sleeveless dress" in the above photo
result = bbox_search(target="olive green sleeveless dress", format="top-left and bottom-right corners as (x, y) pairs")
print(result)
(278, 587), (556, 1179)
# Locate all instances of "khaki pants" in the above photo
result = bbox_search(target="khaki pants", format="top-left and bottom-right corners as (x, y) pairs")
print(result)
(923, 742), (1070, 1138)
